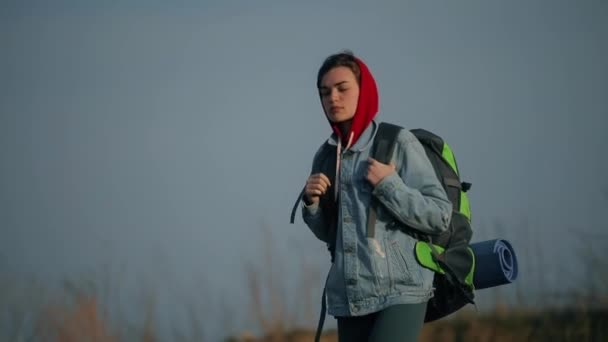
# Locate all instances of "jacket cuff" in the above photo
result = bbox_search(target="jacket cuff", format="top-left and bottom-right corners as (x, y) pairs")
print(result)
(373, 172), (400, 198)
(302, 201), (321, 217)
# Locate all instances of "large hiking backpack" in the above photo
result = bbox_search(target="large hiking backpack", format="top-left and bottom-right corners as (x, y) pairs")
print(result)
(290, 122), (476, 341)
(366, 122), (476, 322)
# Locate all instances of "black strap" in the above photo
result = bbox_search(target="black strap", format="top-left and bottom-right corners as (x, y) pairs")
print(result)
(290, 143), (334, 225)
(290, 186), (306, 224)
(366, 122), (402, 238)
(314, 287), (327, 342)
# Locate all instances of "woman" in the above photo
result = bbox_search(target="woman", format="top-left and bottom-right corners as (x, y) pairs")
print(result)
(301, 51), (452, 341)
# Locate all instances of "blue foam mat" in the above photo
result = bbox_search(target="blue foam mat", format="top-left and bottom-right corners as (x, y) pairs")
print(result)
(470, 239), (518, 290)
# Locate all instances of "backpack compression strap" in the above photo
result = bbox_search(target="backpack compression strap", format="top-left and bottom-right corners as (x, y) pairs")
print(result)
(366, 122), (402, 238)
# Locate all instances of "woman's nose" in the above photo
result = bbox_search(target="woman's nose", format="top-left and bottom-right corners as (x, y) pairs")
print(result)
(330, 88), (340, 102)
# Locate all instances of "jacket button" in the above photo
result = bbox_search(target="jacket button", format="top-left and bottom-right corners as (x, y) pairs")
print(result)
(347, 278), (357, 285)
(344, 216), (352, 223)
(344, 244), (355, 253)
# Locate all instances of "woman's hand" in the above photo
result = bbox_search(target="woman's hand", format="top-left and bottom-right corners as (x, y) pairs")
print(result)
(367, 157), (396, 187)
(304, 173), (331, 205)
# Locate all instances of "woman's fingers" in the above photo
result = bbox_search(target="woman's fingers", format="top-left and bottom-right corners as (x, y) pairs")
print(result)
(317, 173), (331, 188)
(306, 183), (326, 195)
(307, 174), (330, 195)
(308, 174), (331, 190)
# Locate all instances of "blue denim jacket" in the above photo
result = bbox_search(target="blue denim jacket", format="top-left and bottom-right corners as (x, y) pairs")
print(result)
(302, 120), (452, 317)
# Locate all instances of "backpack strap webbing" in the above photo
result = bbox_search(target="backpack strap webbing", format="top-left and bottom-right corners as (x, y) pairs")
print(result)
(290, 142), (334, 224)
(314, 287), (327, 342)
(290, 186), (306, 224)
(366, 122), (403, 238)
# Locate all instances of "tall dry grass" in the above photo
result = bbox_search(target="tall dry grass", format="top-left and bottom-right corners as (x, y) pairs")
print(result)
(36, 296), (119, 342)
(0, 263), (210, 342)
(2, 189), (607, 341)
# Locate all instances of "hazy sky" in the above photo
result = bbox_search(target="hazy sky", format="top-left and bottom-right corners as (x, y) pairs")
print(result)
(1, 0), (607, 339)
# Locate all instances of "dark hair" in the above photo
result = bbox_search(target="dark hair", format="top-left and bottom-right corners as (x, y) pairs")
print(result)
(316, 50), (361, 89)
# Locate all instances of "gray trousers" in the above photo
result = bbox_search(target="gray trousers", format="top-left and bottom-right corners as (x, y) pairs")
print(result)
(336, 303), (427, 342)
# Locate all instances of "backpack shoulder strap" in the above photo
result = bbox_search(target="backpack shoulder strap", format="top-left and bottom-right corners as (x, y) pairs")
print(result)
(366, 122), (403, 238)
(371, 122), (403, 164)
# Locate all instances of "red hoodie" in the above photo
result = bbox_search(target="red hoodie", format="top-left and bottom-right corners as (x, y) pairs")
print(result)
(326, 56), (379, 148)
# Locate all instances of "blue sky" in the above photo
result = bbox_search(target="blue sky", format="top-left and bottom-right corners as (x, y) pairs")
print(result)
(1, 0), (607, 339)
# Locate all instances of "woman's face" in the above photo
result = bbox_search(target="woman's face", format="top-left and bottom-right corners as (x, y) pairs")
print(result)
(319, 66), (360, 123)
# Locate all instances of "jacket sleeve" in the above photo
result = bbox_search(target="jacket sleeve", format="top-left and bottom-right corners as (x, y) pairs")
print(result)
(371, 130), (452, 235)
(302, 201), (331, 242)
(301, 144), (332, 243)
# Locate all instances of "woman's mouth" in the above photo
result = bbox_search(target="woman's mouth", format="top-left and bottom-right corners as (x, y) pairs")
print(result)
(330, 106), (342, 114)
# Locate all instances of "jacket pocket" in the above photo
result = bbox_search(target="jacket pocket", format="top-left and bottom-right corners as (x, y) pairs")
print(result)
(388, 239), (422, 287)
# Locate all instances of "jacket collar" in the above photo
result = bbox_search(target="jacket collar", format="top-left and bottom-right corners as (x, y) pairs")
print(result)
(326, 119), (379, 152)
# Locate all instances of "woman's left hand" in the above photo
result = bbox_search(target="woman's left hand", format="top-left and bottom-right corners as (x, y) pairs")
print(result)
(366, 157), (396, 187)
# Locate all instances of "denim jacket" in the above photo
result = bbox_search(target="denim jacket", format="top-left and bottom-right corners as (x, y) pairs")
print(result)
(302, 120), (452, 317)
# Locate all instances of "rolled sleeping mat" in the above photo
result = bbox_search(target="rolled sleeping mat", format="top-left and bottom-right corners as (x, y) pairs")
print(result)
(470, 239), (518, 290)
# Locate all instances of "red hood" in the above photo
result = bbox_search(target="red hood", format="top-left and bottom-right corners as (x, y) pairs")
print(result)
(325, 57), (379, 147)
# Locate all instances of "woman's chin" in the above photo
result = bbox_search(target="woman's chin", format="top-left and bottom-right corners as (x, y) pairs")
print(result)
(327, 114), (353, 124)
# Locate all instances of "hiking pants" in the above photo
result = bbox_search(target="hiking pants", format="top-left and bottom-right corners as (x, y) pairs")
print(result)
(336, 303), (427, 342)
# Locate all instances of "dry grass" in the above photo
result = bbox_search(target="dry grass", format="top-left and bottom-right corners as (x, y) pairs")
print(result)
(37, 296), (118, 342)
(2, 206), (607, 341)
(8, 289), (604, 342)
(2, 261), (607, 342)
(229, 306), (608, 342)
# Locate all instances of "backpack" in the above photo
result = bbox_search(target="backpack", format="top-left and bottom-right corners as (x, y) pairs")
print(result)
(290, 122), (476, 341)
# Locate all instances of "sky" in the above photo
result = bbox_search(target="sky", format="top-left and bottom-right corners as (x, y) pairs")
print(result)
(1, 0), (607, 339)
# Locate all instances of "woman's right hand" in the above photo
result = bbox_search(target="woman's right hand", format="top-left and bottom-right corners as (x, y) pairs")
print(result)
(304, 173), (331, 205)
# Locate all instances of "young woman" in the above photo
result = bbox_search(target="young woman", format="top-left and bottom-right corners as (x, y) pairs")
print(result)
(301, 51), (452, 341)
